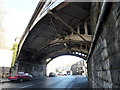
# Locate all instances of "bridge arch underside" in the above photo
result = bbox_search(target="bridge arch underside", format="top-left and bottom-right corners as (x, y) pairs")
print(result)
(16, 2), (91, 76)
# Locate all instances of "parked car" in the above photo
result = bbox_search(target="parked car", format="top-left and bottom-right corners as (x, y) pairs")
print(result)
(8, 72), (33, 82)
(49, 72), (56, 77)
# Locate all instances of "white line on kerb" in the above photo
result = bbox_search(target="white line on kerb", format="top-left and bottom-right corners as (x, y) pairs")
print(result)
(20, 84), (33, 88)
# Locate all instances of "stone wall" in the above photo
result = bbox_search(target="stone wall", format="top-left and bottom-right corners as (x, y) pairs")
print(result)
(11, 61), (47, 77)
(88, 2), (120, 88)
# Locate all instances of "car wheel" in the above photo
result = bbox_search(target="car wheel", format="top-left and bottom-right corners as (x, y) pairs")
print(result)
(19, 78), (23, 82)
(29, 77), (32, 81)
(10, 80), (14, 82)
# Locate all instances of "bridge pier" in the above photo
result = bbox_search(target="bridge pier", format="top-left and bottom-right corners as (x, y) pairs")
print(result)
(11, 61), (47, 77)
(88, 2), (120, 88)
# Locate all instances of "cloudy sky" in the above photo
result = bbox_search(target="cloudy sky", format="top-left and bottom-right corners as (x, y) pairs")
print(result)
(0, 0), (39, 67)
(1, 0), (40, 48)
(47, 55), (83, 69)
(0, 0), (83, 67)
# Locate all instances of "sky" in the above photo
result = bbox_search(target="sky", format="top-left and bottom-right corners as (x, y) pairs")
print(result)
(47, 55), (83, 75)
(0, 0), (39, 67)
(47, 55), (83, 69)
(0, 49), (13, 67)
(1, 0), (40, 48)
(0, 0), (84, 67)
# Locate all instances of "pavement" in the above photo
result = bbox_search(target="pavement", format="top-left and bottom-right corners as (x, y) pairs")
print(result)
(0, 77), (9, 83)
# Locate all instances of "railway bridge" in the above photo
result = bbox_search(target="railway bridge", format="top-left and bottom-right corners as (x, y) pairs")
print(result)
(12, 1), (120, 88)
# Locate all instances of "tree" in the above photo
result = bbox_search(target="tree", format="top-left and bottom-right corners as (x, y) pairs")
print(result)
(11, 42), (19, 67)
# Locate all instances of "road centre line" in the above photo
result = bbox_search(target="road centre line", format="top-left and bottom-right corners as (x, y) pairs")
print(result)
(20, 84), (33, 88)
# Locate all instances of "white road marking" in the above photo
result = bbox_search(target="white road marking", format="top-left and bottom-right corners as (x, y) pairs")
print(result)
(68, 83), (73, 90)
(20, 84), (33, 88)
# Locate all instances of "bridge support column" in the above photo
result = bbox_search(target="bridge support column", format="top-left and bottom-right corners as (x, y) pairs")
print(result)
(88, 2), (120, 88)
(11, 61), (47, 77)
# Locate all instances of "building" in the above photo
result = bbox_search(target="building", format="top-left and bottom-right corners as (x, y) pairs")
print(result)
(71, 60), (87, 75)
(0, 67), (10, 77)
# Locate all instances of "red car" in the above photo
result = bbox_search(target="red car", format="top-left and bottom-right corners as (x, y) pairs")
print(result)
(8, 72), (33, 82)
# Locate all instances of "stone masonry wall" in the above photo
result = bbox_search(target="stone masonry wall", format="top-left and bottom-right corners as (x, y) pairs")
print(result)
(88, 2), (120, 88)
(11, 61), (47, 77)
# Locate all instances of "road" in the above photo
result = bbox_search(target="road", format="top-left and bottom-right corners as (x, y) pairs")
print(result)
(1, 75), (89, 90)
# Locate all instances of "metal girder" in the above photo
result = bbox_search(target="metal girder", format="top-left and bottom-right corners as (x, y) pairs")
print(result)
(48, 16), (64, 39)
(48, 15), (72, 52)
(48, 11), (87, 42)
(48, 18), (68, 52)
(31, 38), (89, 61)
(73, 3), (90, 13)
(45, 48), (88, 64)
(55, 2), (70, 10)
(49, 34), (91, 45)
(22, 46), (37, 53)
(84, 20), (88, 35)
(59, 11), (83, 22)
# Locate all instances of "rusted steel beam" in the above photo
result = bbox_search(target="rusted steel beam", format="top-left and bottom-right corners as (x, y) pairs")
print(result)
(55, 2), (70, 10)
(48, 16), (64, 39)
(45, 48), (87, 64)
(31, 39), (89, 61)
(48, 11), (87, 42)
(59, 11), (83, 22)
(73, 3), (90, 13)
(48, 16), (71, 51)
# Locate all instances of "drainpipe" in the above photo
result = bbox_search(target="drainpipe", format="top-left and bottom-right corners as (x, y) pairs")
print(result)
(87, 0), (112, 61)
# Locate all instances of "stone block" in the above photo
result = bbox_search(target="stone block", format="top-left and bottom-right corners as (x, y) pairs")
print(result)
(109, 53), (120, 70)
(113, 2), (120, 21)
(111, 69), (119, 86)
(112, 85), (119, 89)
(102, 59), (110, 70)
(95, 77), (103, 87)
(102, 70), (112, 83)
(96, 65), (102, 71)
(101, 48), (109, 61)
(103, 81), (112, 88)
(94, 54), (103, 66)
(107, 41), (118, 56)
(93, 82), (101, 88)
